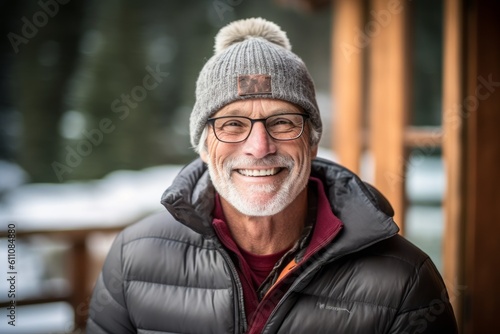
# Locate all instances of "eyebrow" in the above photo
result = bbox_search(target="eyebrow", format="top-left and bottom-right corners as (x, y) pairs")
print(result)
(216, 107), (304, 117)
(217, 109), (243, 117)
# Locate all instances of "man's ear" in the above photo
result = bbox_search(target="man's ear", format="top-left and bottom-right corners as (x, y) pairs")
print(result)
(200, 149), (209, 163)
(311, 144), (318, 159)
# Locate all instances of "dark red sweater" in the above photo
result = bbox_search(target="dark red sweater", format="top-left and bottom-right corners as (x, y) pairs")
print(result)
(212, 177), (343, 334)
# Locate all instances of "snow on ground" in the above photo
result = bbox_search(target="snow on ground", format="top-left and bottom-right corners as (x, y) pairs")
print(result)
(0, 302), (74, 334)
(0, 164), (183, 231)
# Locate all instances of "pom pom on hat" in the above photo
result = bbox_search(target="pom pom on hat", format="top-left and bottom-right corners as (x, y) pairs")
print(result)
(214, 17), (291, 55)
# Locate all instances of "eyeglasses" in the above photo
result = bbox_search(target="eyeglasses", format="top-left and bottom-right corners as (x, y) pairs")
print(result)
(207, 113), (309, 143)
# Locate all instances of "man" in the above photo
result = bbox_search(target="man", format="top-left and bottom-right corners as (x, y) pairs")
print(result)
(87, 17), (458, 333)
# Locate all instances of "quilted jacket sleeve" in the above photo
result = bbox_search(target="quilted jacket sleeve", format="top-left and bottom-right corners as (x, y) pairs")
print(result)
(86, 232), (135, 333)
(388, 257), (458, 334)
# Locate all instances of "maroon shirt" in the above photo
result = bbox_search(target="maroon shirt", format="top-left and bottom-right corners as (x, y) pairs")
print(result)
(212, 177), (343, 334)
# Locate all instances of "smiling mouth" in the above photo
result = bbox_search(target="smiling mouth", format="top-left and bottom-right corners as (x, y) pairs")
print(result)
(237, 168), (283, 177)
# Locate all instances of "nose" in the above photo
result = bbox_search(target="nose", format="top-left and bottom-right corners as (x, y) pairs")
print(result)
(242, 121), (277, 158)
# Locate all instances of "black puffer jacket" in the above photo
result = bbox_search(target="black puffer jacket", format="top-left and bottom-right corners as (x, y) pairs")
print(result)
(87, 158), (458, 333)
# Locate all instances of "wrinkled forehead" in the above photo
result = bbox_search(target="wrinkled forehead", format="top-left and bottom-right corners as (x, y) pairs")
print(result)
(213, 98), (304, 118)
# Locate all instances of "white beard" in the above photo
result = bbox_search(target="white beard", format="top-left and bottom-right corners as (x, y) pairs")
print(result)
(207, 155), (309, 216)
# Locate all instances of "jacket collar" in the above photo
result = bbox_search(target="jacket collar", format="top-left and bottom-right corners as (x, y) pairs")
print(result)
(309, 157), (399, 261)
(161, 158), (217, 236)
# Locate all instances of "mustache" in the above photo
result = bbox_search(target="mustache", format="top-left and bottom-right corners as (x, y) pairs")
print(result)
(223, 155), (295, 171)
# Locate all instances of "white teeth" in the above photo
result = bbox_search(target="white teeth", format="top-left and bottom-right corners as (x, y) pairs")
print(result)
(238, 168), (280, 177)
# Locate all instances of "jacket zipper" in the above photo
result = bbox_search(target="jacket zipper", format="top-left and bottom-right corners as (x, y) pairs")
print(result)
(216, 243), (248, 334)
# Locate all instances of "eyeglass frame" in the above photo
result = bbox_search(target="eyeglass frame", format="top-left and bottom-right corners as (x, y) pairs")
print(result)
(206, 113), (310, 144)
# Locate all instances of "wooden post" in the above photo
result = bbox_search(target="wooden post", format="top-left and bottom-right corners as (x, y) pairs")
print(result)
(69, 236), (90, 331)
(331, 0), (364, 174)
(368, 0), (412, 232)
(442, 0), (465, 328)
(463, 1), (500, 333)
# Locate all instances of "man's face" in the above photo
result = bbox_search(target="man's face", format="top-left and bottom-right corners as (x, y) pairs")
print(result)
(201, 99), (318, 217)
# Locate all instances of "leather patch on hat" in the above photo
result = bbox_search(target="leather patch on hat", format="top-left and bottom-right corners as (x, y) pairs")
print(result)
(237, 74), (272, 96)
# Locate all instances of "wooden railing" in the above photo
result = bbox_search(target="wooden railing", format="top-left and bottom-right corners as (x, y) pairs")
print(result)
(0, 219), (142, 332)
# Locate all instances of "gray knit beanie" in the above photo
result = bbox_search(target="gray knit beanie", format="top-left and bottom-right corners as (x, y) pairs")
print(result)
(190, 17), (322, 149)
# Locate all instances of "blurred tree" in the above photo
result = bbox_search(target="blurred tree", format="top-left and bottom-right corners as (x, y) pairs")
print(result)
(67, 0), (164, 180)
(412, 0), (443, 127)
(0, 1), (21, 161)
(65, 0), (218, 180)
(10, 0), (86, 182)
